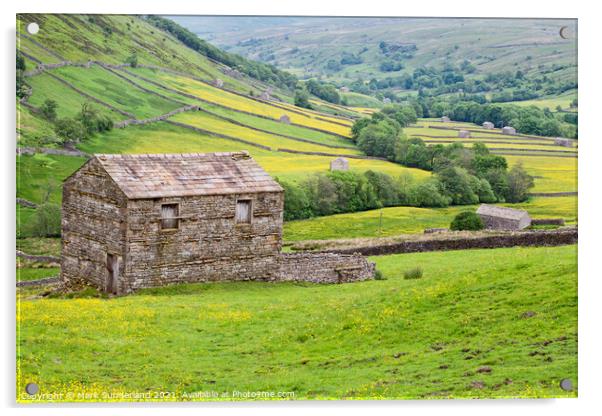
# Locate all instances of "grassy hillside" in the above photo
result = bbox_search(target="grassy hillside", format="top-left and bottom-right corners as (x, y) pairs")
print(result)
(178, 17), (576, 88)
(17, 244), (577, 401)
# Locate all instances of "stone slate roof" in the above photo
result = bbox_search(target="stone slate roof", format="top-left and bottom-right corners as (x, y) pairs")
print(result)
(94, 152), (283, 199)
(476, 204), (529, 221)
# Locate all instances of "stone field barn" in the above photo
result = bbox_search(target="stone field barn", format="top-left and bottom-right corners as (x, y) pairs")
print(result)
(330, 157), (349, 171)
(61, 152), (374, 294)
(476, 204), (532, 230)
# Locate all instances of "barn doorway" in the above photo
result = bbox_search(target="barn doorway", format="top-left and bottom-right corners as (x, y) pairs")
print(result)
(106, 253), (119, 294)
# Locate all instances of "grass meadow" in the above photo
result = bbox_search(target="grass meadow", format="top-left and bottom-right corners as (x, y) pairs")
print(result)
(283, 196), (577, 241)
(17, 245), (577, 402)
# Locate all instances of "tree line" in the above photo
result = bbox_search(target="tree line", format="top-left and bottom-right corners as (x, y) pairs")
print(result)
(278, 104), (534, 221)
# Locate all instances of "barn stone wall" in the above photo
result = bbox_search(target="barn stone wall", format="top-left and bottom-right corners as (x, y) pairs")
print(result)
(60, 159), (128, 291)
(479, 214), (530, 230)
(122, 191), (284, 291)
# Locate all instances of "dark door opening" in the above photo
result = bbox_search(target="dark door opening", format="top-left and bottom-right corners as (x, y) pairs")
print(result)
(106, 253), (119, 294)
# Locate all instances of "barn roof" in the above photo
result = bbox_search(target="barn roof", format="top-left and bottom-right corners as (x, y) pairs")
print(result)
(93, 152), (283, 199)
(476, 204), (529, 221)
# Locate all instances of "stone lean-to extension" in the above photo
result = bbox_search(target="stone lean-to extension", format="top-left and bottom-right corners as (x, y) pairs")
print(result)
(60, 152), (375, 294)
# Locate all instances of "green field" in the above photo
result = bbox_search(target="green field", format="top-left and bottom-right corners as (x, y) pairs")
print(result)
(283, 196), (577, 241)
(17, 245), (577, 401)
(51, 66), (182, 119)
(15, 14), (579, 404)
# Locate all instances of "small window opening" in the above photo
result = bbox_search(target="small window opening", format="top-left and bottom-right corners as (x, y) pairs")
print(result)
(235, 200), (252, 224)
(161, 204), (179, 229)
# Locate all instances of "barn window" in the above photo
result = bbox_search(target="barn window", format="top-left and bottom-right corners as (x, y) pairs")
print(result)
(235, 200), (252, 224)
(161, 204), (179, 229)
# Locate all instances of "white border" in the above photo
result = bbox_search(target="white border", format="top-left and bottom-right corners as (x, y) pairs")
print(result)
(3, 1), (600, 415)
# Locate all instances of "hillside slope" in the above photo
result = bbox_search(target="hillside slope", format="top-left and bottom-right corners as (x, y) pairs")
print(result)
(16, 14), (577, 240)
(180, 17), (577, 86)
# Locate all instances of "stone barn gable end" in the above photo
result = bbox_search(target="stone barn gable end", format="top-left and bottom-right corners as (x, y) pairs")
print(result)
(476, 204), (531, 230)
(61, 152), (374, 294)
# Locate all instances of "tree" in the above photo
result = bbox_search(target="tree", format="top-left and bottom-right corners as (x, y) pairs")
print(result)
(364, 170), (401, 207)
(357, 119), (400, 159)
(304, 174), (338, 216)
(450, 211), (484, 231)
(351, 117), (371, 142)
(28, 203), (61, 237)
(327, 171), (379, 213)
(78, 102), (100, 134)
(16, 51), (28, 98)
(436, 167), (479, 205)
(294, 85), (311, 109)
(125, 52), (138, 68)
(40, 99), (58, 121)
(54, 118), (87, 143)
(276, 178), (312, 220)
(16, 51), (26, 71)
(505, 163), (534, 202)
(472, 154), (507, 177)
(410, 180), (450, 207)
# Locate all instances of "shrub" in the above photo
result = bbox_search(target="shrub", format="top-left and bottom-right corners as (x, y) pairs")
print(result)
(125, 52), (138, 68)
(403, 267), (423, 280)
(374, 269), (385, 280)
(450, 211), (484, 231)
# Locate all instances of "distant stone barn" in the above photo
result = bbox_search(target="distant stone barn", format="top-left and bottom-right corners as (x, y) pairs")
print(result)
(502, 126), (517, 135)
(458, 130), (471, 138)
(440, 116), (451, 122)
(482, 121), (494, 129)
(330, 157), (349, 171)
(476, 204), (531, 230)
(61, 152), (374, 294)
(554, 137), (574, 147)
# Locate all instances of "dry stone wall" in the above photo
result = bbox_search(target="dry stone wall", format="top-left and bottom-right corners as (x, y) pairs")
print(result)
(276, 253), (375, 284)
(324, 228), (578, 256)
